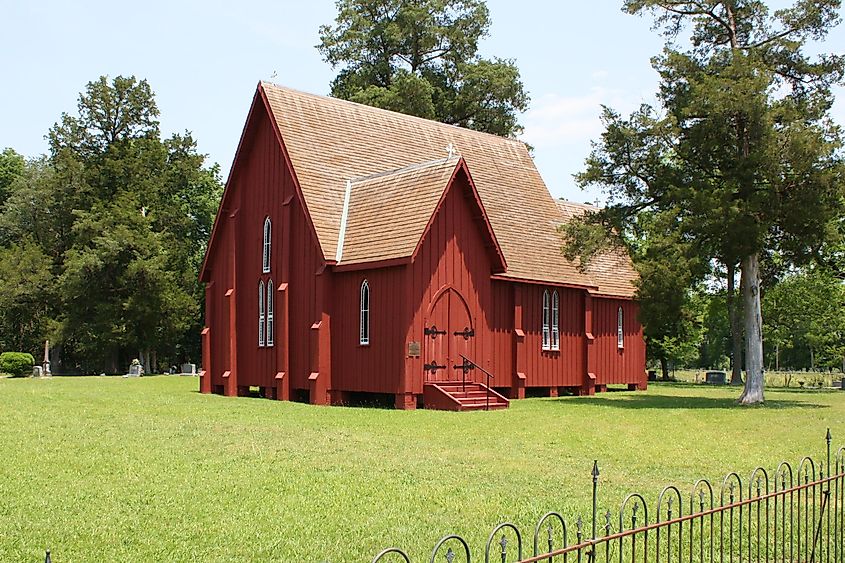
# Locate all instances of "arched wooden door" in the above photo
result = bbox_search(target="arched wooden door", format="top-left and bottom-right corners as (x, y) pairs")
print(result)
(424, 288), (475, 383)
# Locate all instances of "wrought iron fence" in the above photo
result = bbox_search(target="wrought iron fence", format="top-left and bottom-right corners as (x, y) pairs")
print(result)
(373, 430), (843, 563)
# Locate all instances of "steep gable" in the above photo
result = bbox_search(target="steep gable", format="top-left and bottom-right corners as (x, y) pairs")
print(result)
(260, 82), (596, 289)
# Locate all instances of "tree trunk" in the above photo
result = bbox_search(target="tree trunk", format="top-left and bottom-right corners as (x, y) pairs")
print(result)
(53, 343), (63, 374)
(727, 262), (743, 385)
(775, 343), (779, 372)
(809, 346), (815, 371)
(660, 357), (670, 380)
(142, 349), (151, 375)
(739, 253), (765, 404)
(151, 350), (158, 374)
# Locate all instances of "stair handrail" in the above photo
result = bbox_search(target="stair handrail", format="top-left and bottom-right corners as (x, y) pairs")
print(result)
(460, 354), (494, 411)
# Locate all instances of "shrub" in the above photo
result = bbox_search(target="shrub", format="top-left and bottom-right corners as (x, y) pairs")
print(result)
(0, 352), (35, 377)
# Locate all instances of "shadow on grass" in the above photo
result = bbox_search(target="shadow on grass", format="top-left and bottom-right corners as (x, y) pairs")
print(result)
(558, 393), (828, 410)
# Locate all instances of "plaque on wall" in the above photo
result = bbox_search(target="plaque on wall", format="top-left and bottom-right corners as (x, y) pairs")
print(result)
(408, 341), (421, 357)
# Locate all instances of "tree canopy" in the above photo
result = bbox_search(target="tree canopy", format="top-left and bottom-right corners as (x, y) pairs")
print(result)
(0, 76), (221, 373)
(317, 0), (529, 137)
(566, 0), (845, 403)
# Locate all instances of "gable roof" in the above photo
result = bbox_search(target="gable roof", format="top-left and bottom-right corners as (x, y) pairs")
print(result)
(336, 156), (505, 271)
(260, 82), (602, 290)
(201, 82), (638, 297)
(554, 200), (638, 298)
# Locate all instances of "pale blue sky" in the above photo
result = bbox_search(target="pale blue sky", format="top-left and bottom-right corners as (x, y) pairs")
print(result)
(2, 1), (843, 203)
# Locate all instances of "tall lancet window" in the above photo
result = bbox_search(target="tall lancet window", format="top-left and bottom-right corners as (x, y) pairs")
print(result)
(266, 279), (274, 347)
(360, 280), (370, 345)
(542, 290), (551, 351)
(262, 216), (271, 273)
(258, 280), (266, 347)
(617, 306), (624, 349)
(551, 290), (560, 351)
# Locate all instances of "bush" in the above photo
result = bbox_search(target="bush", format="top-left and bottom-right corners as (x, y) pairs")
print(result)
(0, 352), (35, 377)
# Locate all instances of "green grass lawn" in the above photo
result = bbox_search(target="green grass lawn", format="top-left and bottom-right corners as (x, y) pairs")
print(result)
(1, 376), (843, 562)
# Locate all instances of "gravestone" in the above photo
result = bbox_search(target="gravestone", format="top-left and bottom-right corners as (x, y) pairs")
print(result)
(32, 366), (43, 378)
(125, 359), (143, 377)
(705, 370), (727, 385)
(180, 363), (196, 376)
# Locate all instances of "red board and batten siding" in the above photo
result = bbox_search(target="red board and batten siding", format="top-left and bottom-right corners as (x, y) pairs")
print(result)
(592, 298), (645, 386)
(330, 266), (409, 395)
(513, 284), (584, 390)
(403, 168), (498, 396)
(203, 97), (324, 396)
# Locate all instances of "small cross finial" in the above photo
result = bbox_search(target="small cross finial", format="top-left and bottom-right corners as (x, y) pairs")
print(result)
(446, 143), (455, 158)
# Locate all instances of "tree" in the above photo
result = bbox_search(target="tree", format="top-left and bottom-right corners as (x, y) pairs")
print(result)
(0, 240), (55, 355)
(0, 148), (25, 206)
(0, 76), (222, 373)
(568, 1), (845, 404)
(318, 0), (529, 137)
(763, 268), (845, 371)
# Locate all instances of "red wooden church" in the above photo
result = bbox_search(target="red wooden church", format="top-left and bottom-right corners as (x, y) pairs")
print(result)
(198, 82), (646, 410)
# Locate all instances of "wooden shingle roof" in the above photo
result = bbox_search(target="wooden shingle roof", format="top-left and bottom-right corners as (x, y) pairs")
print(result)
(554, 200), (638, 298)
(259, 82), (637, 297)
(338, 157), (459, 265)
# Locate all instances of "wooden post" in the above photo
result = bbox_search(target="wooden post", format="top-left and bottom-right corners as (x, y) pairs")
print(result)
(275, 282), (289, 401)
(200, 327), (211, 394)
(224, 208), (239, 397)
(582, 291), (596, 396)
(512, 285), (526, 399)
(225, 288), (238, 397)
(309, 269), (332, 405)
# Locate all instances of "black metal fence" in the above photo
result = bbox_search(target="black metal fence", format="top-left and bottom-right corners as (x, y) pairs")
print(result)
(373, 430), (844, 563)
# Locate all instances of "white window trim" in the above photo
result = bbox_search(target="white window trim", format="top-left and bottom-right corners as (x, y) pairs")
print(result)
(551, 290), (560, 351)
(262, 216), (271, 273)
(258, 280), (266, 347)
(266, 279), (274, 347)
(360, 279), (370, 345)
(617, 306), (624, 349)
(542, 289), (551, 351)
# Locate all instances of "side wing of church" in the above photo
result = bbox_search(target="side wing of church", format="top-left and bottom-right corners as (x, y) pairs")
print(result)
(198, 82), (646, 410)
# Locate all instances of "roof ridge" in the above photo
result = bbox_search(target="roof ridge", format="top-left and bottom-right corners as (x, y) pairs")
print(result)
(261, 81), (529, 148)
(349, 156), (459, 185)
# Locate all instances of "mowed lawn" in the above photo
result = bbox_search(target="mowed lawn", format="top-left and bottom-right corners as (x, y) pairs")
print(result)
(1, 377), (843, 562)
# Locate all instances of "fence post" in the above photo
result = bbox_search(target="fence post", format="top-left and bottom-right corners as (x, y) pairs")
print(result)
(592, 460), (599, 543)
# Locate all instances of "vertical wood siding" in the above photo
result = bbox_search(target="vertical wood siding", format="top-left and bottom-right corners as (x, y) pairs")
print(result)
(592, 298), (646, 385)
(405, 168), (497, 395)
(513, 285), (586, 388)
(204, 100), (323, 393)
(330, 266), (408, 393)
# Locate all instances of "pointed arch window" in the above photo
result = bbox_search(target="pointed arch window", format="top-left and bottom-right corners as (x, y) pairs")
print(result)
(551, 290), (560, 351)
(542, 290), (551, 350)
(360, 280), (370, 345)
(617, 306), (624, 349)
(266, 279), (274, 347)
(262, 216), (271, 273)
(258, 280), (266, 347)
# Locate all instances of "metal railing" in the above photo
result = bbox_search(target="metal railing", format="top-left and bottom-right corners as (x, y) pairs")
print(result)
(373, 430), (844, 562)
(460, 354), (494, 411)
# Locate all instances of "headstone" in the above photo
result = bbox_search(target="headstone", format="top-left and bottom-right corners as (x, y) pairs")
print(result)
(180, 363), (196, 376)
(647, 370), (657, 381)
(32, 366), (43, 378)
(43, 339), (51, 376)
(125, 359), (143, 377)
(705, 370), (727, 385)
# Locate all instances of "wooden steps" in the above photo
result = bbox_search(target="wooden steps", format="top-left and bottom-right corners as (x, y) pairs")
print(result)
(423, 381), (509, 411)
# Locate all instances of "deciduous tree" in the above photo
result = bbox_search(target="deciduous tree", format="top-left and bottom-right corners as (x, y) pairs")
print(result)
(567, 1), (845, 404)
(318, 0), (529, 136)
